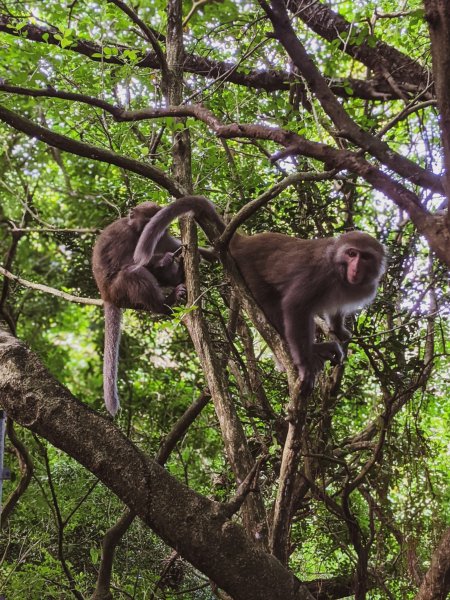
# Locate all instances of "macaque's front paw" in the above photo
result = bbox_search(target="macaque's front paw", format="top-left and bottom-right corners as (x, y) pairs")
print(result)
(175, 284), (187, 303)
(160, 252), (176, 267)
(297, 342), (344, 396)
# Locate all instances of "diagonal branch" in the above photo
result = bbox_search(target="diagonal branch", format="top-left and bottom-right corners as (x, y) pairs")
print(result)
(259, 0), (443, 195)
(156, 390), (211, 464)
(289, 0), (432, 93)
(0, 265), (103, 306)
(93, 390), (211, 599)
(0, 418), (34, 528)
(415, 527), (450, 600)
(1, 99), (448, 264)
(0, 327), (315, 600)
(0, 104), (183, 196)
(107, 0), (168, 76)
(424, 0), (450, 224)
(0, 14), (431, 99)
(269, 383), (307, 564)
(0, 85), (430, 222)
(218, 169), (337, 248)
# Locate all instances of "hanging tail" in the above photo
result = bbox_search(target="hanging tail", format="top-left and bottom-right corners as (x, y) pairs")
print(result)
(133, 195), (225, 267)
(103, 302), (122, 416)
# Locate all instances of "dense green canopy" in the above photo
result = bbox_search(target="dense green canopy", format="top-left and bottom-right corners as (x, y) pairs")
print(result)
(0, 0), (449, 599)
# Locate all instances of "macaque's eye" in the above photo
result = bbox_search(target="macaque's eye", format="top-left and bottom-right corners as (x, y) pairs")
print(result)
(346, 249), (358, 258)
(360, 252), (373, 261)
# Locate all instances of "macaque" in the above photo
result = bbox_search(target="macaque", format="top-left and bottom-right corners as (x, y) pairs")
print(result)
(93, 202), (213, 416)
(134, 196), (386, 395)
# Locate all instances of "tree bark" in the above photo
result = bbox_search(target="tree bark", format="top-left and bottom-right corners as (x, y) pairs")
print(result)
(0, 327), (315, 600)
(424, 0), (450, 214)
(415, 528), (450, 600)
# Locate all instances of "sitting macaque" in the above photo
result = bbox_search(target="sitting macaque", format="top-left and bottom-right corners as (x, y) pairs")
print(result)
(133, 196), (386, 395)
(92, 202), (213, 415)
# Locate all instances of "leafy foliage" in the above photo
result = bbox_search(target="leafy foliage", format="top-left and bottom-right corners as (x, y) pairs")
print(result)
(0, 0), (449, 598)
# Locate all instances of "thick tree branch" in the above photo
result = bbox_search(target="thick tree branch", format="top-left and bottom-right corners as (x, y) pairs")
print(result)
(260, 0), (443, 195)
(289, 0), (432, 94)
(415, 527), (450, 600)
(93, 390), (211, 599)
(0, 104), (183, 196)
(0, 89), (427, 220)
(182, 216), (270, 541)
(1, 100), (449, 264)
(424, 0), (450, 221)
(0, 328), (315, 600)
(0, 14), (430, 99)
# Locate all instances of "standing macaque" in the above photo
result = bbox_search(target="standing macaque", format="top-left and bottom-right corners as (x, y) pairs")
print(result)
(93, 202), (204, 415)
(134, 196), (386, 395)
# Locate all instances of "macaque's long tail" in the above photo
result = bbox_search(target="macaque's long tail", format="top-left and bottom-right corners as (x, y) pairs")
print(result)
(103, 302), (122, 416)
(133, 195), (225, 267)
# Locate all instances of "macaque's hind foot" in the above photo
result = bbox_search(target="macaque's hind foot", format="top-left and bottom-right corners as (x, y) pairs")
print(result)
(297, 364), (317, 398)
(314, 341), (344, 366)
(298, 341), (344, 396)
(162, 284), (187, 310)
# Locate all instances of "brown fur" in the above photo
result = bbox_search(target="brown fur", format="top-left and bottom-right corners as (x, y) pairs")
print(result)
(93, 202), (187, 415)
(134, 196), (386, 395)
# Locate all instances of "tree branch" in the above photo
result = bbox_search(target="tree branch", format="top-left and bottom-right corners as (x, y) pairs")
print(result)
(0, 13), (431, 99)
(218, 169), (337, 249)
(260, 0), (443, 194)
(156, 390), (211, 464)
(0, 418), (34, 528)
(415, 527), (450, 600)
(0, 327), (315, 600)
(107, 0), (168, 76)
(1, 99), (449, 264)
(424, 0), (450, 223)
(0, 265), (103, 306)
(0, 104), (183, 196)
(289, 0), (432, 94)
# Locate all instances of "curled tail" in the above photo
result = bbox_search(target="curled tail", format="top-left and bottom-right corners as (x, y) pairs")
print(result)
(133, 195), (225, 267)
(103, 302), (122, 416)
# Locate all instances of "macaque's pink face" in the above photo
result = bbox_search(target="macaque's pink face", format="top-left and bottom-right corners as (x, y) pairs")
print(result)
(342, 247), (379, 285)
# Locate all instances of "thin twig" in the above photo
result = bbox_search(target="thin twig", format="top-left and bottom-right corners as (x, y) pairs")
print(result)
(0, 266), (103, 306)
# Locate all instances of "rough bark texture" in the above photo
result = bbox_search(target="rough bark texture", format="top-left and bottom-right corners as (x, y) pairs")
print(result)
(0, 13), (431, 99)
(91, 391), (210, 598)
(424, 0), (450, 208)
(415, 528), (450, 600)
(0, 328), (316, 600)
(289, 0), (431, 92)
(165, 0), (269, 545)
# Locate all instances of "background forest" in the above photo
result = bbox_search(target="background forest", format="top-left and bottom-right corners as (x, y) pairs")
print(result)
(0, 0), (449, 599)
